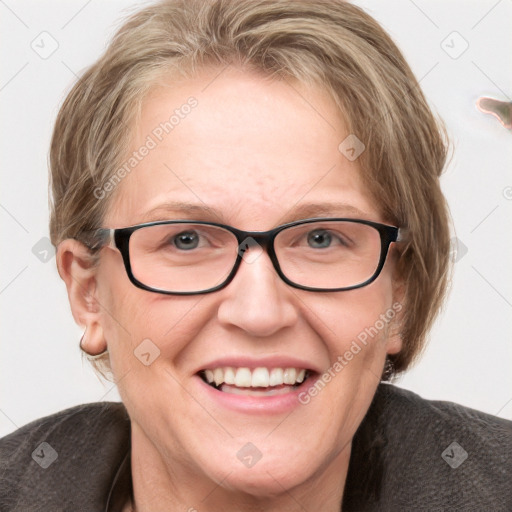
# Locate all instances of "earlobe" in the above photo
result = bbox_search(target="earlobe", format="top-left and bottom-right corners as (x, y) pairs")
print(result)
(386, 326), (403, 355)
(80, 322), (107, 356)
(57, 239), (107, 355)
(386, 280), (406, 356)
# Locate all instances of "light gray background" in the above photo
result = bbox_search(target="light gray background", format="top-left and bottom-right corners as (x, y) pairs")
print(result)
(1, 0), (511, 436)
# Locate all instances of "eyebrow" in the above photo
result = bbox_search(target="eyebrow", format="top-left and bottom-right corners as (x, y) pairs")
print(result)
(139, 201), (371, 225)
(140, 202), (221, 223)
(279, 203), (370, 223)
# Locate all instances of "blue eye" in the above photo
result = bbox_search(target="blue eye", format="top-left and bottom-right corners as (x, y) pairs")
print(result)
(307, 230), (332, 248)
(174, 231), (199, 250)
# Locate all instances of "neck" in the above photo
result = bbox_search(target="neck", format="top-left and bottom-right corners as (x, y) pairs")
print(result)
(128, 422), (350, 512)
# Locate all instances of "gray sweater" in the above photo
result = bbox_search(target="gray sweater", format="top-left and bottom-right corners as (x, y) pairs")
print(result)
(1, 384), (511, 511)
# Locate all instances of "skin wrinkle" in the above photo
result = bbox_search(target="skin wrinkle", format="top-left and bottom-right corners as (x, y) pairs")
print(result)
(60, 67), (403, 512)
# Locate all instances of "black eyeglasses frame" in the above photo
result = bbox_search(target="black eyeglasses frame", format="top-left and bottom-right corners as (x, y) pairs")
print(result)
(84, 217), (402, 295)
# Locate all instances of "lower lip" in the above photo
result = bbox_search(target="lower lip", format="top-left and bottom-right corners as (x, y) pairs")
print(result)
(194, 375), (315, 414)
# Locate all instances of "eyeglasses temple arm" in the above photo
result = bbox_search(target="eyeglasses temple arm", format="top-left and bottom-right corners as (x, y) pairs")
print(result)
(396, 228), (407, 243)
(81, 228), (115, 250)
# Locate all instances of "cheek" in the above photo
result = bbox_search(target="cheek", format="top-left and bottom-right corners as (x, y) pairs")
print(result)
(95, 252), (213, 375)
(317, 278), (396, 353)
(102, 294), (212, 373)
(304, 283), (397, 417)
(300, 279), (400, 410)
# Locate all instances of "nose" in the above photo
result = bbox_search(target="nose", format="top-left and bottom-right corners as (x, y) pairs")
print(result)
(216, 249), (299, 337)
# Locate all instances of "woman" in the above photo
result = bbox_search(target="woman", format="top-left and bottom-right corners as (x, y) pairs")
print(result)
(1, 0), (511, 510)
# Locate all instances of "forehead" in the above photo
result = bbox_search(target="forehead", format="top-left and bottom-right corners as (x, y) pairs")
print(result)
(106, 67), (378, 228)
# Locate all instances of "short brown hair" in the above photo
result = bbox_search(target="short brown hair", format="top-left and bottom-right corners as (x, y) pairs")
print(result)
(49, 0), (451, 377)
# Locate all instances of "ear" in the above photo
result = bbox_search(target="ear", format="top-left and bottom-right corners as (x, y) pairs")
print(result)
(56, 239), (107, 355)
(386, 275), (406, 356)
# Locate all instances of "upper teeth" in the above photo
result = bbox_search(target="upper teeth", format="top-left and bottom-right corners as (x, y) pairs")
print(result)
(203, 367), (307, 388)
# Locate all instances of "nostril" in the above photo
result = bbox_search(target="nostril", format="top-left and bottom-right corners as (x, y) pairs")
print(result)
(216, 277), (299, 336)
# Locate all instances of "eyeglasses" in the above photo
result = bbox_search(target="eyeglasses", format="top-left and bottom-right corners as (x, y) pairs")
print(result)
(84, 218), (402, 295)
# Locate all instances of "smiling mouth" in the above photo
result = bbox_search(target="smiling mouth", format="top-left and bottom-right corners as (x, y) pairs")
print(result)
(199, 367), (312, 397)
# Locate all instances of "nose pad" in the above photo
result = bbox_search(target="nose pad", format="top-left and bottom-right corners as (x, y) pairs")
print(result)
(237, 236), (265, 265)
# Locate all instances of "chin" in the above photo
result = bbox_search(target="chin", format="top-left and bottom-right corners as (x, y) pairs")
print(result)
(198, 440), (328, 498)
(222, 463), (311, 498)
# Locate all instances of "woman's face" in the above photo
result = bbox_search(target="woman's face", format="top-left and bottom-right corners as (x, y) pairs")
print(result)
(86, 68), (402, 499)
